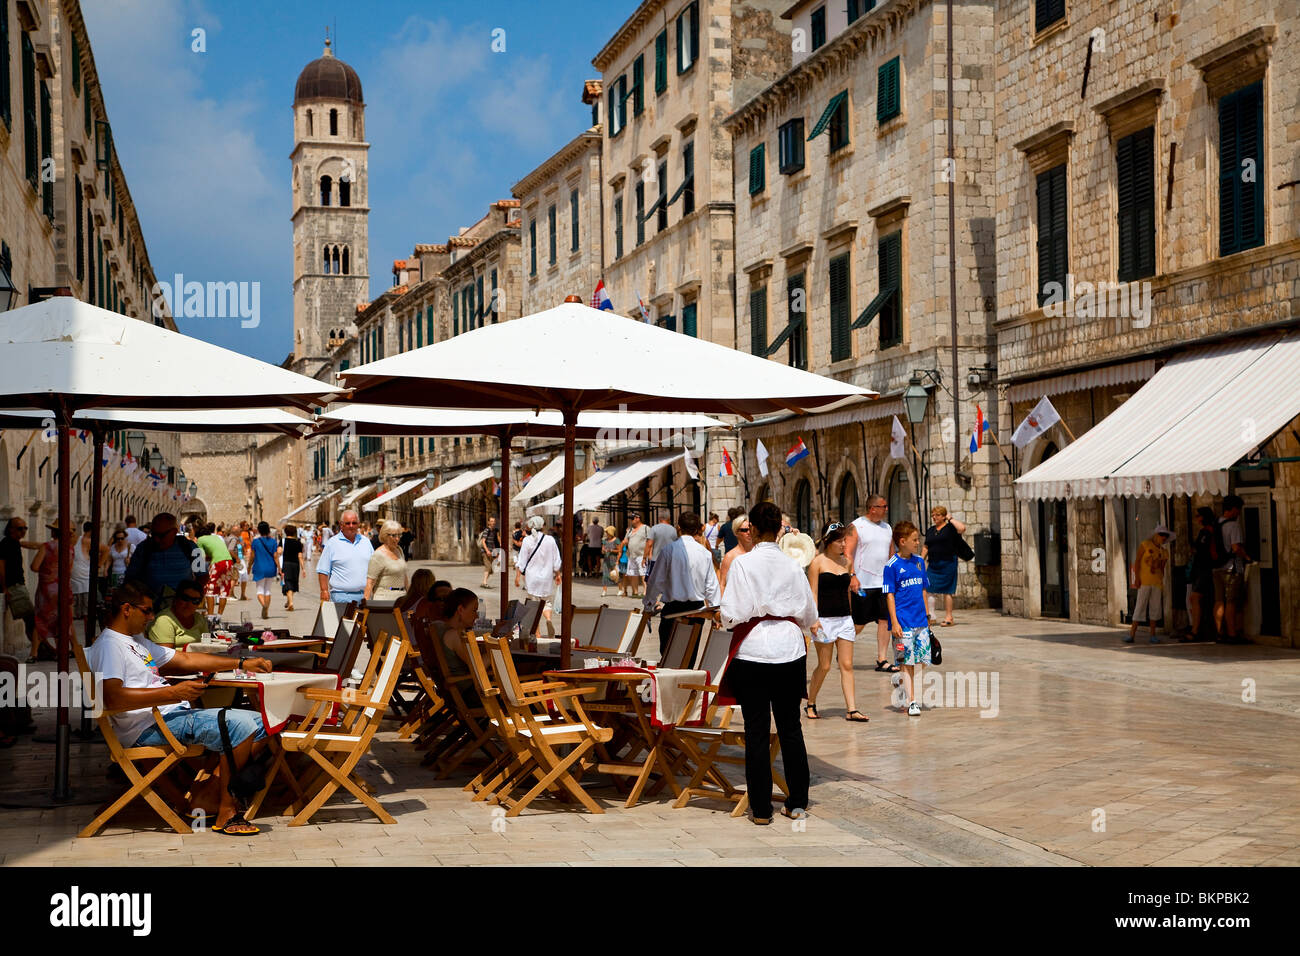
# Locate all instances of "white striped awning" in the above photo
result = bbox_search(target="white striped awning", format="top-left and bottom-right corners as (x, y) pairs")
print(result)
(739, 395), (898, 440)
(277, 494), (323, 524)
(529, 451), (680, 515)
(413, 467), (494, 507)
(513, 456), (563, 501)
(363, 476), (428, 512)
(339, 483), (376, 507)
(1005, 358), (1156, 404)
(1015, 335), (1300, 500)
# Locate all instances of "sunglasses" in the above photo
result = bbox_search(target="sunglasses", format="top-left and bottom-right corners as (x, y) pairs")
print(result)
(825, 522), (844, 532)
(128, 603), (156, 617)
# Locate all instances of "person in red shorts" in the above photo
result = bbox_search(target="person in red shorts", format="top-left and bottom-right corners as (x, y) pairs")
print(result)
(195, 523), (234, 617)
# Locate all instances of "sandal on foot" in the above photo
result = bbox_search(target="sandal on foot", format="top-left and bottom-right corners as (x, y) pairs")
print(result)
(875, 660), (900, 673)
(751, 815), (772, 826)
(804, 702), (820, 719)
(941, 620), (955, 627)
(781, 808), (808, 820)
(213, 816), (261, 836)
(845, 710), (870, 722)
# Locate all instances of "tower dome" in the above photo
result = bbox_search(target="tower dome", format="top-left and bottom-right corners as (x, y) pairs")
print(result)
(294, 38), (363, 105)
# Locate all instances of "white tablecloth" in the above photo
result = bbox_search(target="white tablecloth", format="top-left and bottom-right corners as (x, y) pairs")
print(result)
(212, 671), (338, 734)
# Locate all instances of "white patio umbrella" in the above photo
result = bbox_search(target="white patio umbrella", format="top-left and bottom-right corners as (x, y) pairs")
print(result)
(314, 403), (725, 619)
(337, 301), (874, 665)
(0, 295), (340, 800)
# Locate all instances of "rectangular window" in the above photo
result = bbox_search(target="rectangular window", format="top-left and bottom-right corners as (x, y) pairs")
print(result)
(570, 189), (580, 251)
(1218, 81), (1265, 257)
(877, 58), (901, 124)
(529, 220), (537, 275)
(811, 7), (827, 50)
(397, 322), (404, 352)
(657, 160), (668, 232)
(654, 30), (668, 94)
(829, 253), (851, 362)
(489, 268), (498, 321)
(632, 55), (644, 116)
(1116, 126), (1156, 282)
(786, 273), (807, 369)
(71, 29), (81, 93)
(749, 286), (767, 356)
(657, 313), (676, 332)
(1034, 0), (1066, 33)
(681, 302), (697, 337)
(677, 0), (699, 74)
(809, 91), (849, 152)
(419, 438), (424, 455)
(778, 118), (805, 174)
(476, 274), (485, 324)
(548, 204), (557, 264)
(453, 289), (460, 335)
(617, 75), (628, 133)
(635, 182), (645, 246)
(0, 0), (10, 130)
(1036, 163), (1068, 306)
(749, 143), (765, 195)
(847, 0), (862, 24)
(21, 34), (37, 187)
(614, 194), (624, 259)
(427, 304), (434, 342)
(416, 313), (423, 347)
(75, 179), (84, 281)
(878, 232), (902, 348)
(40, 82), (52, 218)
(682, 142), (694, 216)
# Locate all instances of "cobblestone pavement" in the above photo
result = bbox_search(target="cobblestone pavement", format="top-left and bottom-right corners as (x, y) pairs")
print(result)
(3, 559), (1298, 866)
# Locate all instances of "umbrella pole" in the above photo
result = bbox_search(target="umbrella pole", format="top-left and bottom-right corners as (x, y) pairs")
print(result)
(498, 428), (510, 621)
(560, 408), (576, 669)
(54, 401), (72, 801)
(81, 427), (104, 739)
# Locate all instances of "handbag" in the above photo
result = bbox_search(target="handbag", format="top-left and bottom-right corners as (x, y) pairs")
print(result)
(930, 634), (943, 666)
(5, 584), (34, 619)
(609, 567), (620, 583)
(953, 535), (975, 562)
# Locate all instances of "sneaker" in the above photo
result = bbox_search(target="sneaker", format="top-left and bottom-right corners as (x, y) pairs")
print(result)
(908, 700), (921, 717)
(1149, 635), (1159, 644)
(1123, 635), (1135, 643)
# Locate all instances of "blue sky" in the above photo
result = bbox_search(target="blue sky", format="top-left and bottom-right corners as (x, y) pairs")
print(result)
(83, 0), (628, 363)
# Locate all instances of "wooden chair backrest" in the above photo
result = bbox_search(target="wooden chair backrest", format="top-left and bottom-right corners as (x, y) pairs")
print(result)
(485, 636), (527, 708)
(323, 616), (363, 673)
(460, 633), (510, 728)
(364, 606), (403, 652)
(695, 627), (733, 684)
(516, 599), (543, 638)
(569, 606), (604, 646)
(72, 642), (138, 761)
(361, 633), (408, 722)
(311, 601), (354, 639)
(619, 609), (648, 656)
(588, 607), (630, 651)
(659, 618), (702, 670)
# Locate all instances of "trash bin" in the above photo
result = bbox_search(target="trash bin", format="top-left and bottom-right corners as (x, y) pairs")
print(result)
(974, 530), (1000, 566)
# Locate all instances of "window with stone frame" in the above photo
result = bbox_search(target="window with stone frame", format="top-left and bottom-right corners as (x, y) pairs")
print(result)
(786, 272), (807, 369)
(778, 118), (805, 174)
(811, 7), (827, 51)
(1034, 0), (1066, 33)
(329, 108), (338, 135)
(749, 285), (767, 356)
(570, 188), (580, 251)
(829, 252), (852, 362)
(548, 204), (557, 264)
(655, 29), (668, 94)
(614, 194), (624, 258)
(681, 301), (697, 337)
(529, 219), (537, 275)
(1218, 81), (1264, 257)
(749, 143), (765, 195)
(632, 55), (644, 117)
(877, 58), (901, 124)
(1036, 163), (1068, 306)
(677, 1), (699, 74)
(1115, 126), (1155, 282)
(635, 181), (646, 246)
(320, 175), (332, 206)
(877, 232), (902, 348)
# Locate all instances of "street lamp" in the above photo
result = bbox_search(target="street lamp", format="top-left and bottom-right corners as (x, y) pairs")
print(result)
(490, 460), (502, 480)
(188, 480), (198, 497)
(0, 260), (17, 312)
(903, 373), (931, 424)
(573, 445), (587, 470)
(175, 468), (186, 489)
(126, 431), (146, 459)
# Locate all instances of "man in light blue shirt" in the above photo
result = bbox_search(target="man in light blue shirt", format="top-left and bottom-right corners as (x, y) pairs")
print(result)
(316, 510), (373, 604)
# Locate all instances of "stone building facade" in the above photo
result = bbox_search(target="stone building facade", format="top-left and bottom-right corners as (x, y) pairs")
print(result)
(992, 0), (1300, 645)
(724, 0), (1001, 607)
(1, 0), (181, 537)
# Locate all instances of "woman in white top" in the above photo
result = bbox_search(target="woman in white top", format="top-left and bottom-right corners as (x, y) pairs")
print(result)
(364, 520), (409, 601)
(71, 521), (108, 627)
(106, 526), (134, 589)
(718, 501), (818, 825)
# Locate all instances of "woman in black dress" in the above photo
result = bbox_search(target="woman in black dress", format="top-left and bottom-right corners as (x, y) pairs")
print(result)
(280, 523), (303, 612)
(922, 507), (967, 626)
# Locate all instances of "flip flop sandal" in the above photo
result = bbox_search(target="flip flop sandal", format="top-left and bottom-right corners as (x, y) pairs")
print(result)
(941, 621), (955, 627)
(804, 703), (820, 719)
(875, 660), (900, 673)
(752, 816), (772, 826)
(845, 710), (870, 722)
(213, 816), (261, 836)
(781, 808), (808, 820)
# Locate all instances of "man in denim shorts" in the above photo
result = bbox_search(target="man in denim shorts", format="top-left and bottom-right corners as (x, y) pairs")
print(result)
(88, 581), (273, 834)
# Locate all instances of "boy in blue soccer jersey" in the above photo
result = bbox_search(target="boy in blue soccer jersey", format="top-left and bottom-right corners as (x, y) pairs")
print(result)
(882, 520), (930, 717)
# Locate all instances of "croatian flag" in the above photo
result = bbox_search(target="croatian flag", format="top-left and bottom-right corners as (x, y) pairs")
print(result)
(974, 404), (986, 449)
(785, 438), (810, 467)
(719, 447), (735, 477)
(492, 479), (501, 497)
(969, 431), (979, 455)
(591, 280), (614, 312)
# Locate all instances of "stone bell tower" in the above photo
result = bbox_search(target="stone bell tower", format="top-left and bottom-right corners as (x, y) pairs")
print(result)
(290, 34), (370, 373)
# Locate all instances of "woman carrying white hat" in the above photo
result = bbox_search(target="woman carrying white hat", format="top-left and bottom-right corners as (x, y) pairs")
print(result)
(806, 522), (867, 722)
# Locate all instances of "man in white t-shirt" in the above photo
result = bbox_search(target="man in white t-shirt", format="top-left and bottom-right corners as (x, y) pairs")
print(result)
(839, 494), (896, 673)
(87, 581), (273, 834)
(123, 514), (148, 550)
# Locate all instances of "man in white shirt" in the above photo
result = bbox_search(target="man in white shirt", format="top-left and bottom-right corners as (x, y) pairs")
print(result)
(87, 580), (272, 834)
(719, 501), (817, 825)
(515, 515), (563, 623)
(317, 510), (374, 604)
(644, 512), (720, 649)
(123, 514), (147, 550)
(840, 494), (896, 673)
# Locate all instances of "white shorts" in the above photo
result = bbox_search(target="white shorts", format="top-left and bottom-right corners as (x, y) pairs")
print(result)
(528, 592), (555, 614)
(626, 556), (645, 578)
(255, 577), (276, 597)
(1133, 585), (1164, 623)
(814, 615), (856, 643)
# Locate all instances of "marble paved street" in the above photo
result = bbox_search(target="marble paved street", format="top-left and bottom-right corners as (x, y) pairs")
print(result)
(2, 559), (1298, 866)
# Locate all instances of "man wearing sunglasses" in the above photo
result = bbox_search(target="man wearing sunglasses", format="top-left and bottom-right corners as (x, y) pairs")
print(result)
(841, 495), (897, 673)
(123, 513), (207, 610)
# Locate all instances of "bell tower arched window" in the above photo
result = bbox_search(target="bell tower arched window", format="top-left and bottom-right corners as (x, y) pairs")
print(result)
(339, 177), (351, 206)
(332, 246), (341, 275)
(305, 109), (313, 135)
(322, 247), (330, 274)
(342, 247), (350, 275)
(319, 175), (332, 206)
(329, 109), (338, 136)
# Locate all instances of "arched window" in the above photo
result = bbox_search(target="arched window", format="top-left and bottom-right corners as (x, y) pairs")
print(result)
(329, 109), (338, 136)
(794, 479), (812, 536)
(838, 472), (858, 523)
(352, 114), (359, 138)
(887, 466), (912, 528)
(305, 109), (313, 135)
(332, 246), (341, 275)
(323, 247), (331, 274)
(319, 175), (332, 206)
(339, 177), (351, 206)
(341, 247), (350, 275)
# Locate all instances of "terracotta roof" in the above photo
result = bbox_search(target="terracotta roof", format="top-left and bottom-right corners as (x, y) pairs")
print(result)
(355, 303), (368, 314)
(392, 259), (408, 270)
(583, 79), (603, 103)
(448, 236), (480, 248)
(506, 218), (521, 228)
(294, 42), (363, 105)
(392, 284), (408, 296)
(413, 243), (446, 253)
(492, 198), (521, 209)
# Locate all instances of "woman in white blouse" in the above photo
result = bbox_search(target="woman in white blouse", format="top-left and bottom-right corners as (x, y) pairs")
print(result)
(718, 501), (818, 826)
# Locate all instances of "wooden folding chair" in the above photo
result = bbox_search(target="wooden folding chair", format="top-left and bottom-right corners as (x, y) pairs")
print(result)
(567, 606), (605, 647)
(576, 606), (628, 654)
(470, 634), (613, 816)
(310, 601), (356, 639)
(73, 643), (205, 837)
(413, 621), (503, 781)
(657, 616), (704, 669)
(271, 632), (409, 826)
(668, 628), (787, 817)
(618, 608), (649, 656)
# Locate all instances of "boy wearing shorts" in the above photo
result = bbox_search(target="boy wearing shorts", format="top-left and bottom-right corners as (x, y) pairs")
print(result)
(882, 521), (930, 717)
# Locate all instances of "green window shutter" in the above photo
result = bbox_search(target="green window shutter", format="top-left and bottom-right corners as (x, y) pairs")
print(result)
(1035, 0), (1066, 32)
(847, 0), (861, 24)
(788, 273), (807, 369)
(749, 143), (765, 195)
(677, 2), (698, 73)
(632, 56), (644, 116)
(1219, 82), (1264, 257)
(416, 313), (423, 348)
(682, 302), (697, 337)
(571, 189), (580, 251)
(829, 253), (851, 361)
(618, 76), (627, 132)
(877, 59), (900, 124)
(1117, 127), (1155, 282)
(21, 34), (37, 187)
(0, 0), (10, 130)
(811, 7), (827, 50)
(779, 119), (805, 173)
(427, 305), (434, 341)
(1036, 164), (1068, 304)
(548, 204), (557, 264)
(607, 86), (616, 136)
(877, 233), (902, 348)
(690, 2), (700, 64)
(749, 286), (767, 356)
(529, 220), (537, 274)
(453, 288), (460, 335)
(490, 269), (498, 321)
(476, 275), (485, 322)
(635, 182), (645, 245)
(808, 91), (847, 140)
(614, 195), (624, 258)
(658, 313), (676, 332)
(655, 30), (668, 93)
(40, 81), (53, 219)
